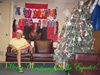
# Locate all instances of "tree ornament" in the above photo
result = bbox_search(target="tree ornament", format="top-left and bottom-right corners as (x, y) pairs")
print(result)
(85, 12), (88, 14)
(90, 25), (93, 28)
(64, 50), (67, 54)
(80, 1), (84, 6)
(75, 15), (79, 18)
(54, 51), (58, 55)
(60, 34), (62, 38)
(66, 18), (68, 21)
(85, 32), (88, 36)
(58, 64), (63, 68)
(80, 21), (85, 25)
(83, 21), (85, 24)
(58, 50), (60, 53)
(82, 7), (87, 11)
(78, 44), (81, 47)
(53, 60), (56, 62)
(64, 33), (67, 37)
(71, 16), (74, 19)
(79, 9), (82, 12)
(65, 22), (67, 26)
(67, 21), (71, 26)
(62, 42), (65, 46)
(78, 37), (82, 42)
(75, 24), (78, 28)
(74, 9), (78, 12)
(82, 18), (85, 20)
(79, 29), (83, 33)
(72, 26), (74, 28)
(80, 21), (83, 25)
(82, 34), (84, 37)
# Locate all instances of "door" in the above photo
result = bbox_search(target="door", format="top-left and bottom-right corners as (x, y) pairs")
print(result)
(0, 1), (10, 62)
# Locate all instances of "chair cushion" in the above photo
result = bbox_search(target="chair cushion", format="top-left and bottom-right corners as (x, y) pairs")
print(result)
(6, 52), (31, 58)
(32, 53), (54, 58)
(6, 57), (31, 62)
(32, 57), (54, 62)
(34, 40), (53, 53)
(75, 53), (99, 61)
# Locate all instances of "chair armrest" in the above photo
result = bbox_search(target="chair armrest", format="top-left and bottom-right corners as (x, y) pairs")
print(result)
(27, 49), (31, 53)
(32, 47), (35, 53)
(99, 49), (100, 55)
(74, 53), (99, 61)
(7, 47), (12, 53)
(52, 47), (56, 53)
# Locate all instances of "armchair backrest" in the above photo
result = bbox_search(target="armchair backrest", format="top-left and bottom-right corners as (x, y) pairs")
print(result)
(74, 53), (99, 62)
(34, 39), (53, 53)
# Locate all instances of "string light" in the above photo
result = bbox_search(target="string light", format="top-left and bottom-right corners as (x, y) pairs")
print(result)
(53, 0), (94, 67)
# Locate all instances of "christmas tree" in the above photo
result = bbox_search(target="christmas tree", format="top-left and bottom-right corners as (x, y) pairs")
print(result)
(53, 0), (94, 69)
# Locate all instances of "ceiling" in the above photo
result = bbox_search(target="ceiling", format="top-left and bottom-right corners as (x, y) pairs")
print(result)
(0, 0), (82, 4)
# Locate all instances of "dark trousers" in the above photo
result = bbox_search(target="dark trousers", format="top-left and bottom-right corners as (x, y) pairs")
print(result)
(41, 27), (47, 39)
(24, 25), (33, 40)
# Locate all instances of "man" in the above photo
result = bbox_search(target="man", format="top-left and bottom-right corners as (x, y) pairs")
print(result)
(8, 29), (32, 73)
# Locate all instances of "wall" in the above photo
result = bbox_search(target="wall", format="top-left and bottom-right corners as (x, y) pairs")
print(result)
(0, 1), (11, 62)
(13, 0), (79, 30)
(0, 0), (82, 62)
(13, 0), (79, 47)
(12, 0), (100, 53)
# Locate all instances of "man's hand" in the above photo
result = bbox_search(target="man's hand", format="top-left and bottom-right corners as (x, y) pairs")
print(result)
(30, 45), (33, 51)
(8, 44), (18, 51)
(12, 47), (16, 50)
(17, 44), (32, 51)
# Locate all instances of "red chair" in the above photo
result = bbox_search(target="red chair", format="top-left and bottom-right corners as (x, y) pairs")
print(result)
(31, 39), (56, 67)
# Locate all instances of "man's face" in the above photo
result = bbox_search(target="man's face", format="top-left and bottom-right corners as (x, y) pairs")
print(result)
(16, 32), (22, 39)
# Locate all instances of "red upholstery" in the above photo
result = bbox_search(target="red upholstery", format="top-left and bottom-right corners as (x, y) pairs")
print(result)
(6, 52), (31, 57)
(97, 55), (100, 63)
(34, 39), (53, 53)
(32, 53), (54, 58)
(32, 39), (56, 62)
(6, 39), (56, 62)
(32, 57), (54, 62)
(68, 53), (100, 75)
(6, 47), (31, 62)
(6, 57), (31, 62)
(74, 53), (98, 61)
